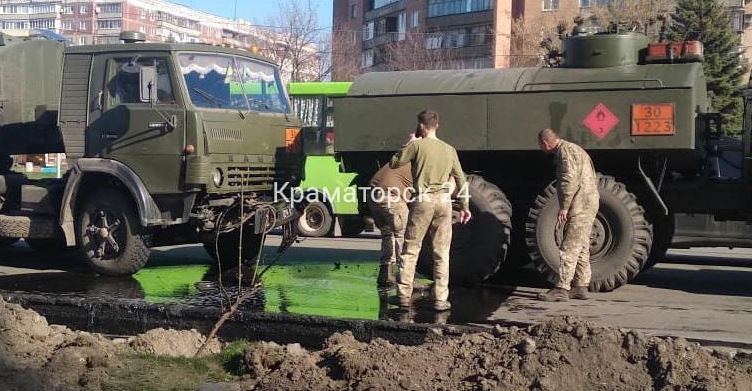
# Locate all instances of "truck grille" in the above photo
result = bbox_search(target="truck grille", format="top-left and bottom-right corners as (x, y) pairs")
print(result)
(226, 165), (276, 188)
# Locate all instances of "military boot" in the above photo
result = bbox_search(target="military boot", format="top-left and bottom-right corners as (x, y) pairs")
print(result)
(388, 295), (411, 308)
(433, 300), (452, 312)
(377, 263), (396, 288)
(537, 288), (569, 302)
(569, 286), (589, 300)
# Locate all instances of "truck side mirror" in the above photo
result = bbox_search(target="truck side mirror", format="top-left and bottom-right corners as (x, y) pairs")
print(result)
(139, 66), (157, 104)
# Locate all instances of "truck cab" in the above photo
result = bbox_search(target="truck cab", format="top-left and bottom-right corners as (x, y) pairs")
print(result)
(0, 32), (298, 275)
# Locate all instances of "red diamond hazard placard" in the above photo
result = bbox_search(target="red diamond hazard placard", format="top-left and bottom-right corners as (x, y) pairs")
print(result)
(583, 103), (619, 140)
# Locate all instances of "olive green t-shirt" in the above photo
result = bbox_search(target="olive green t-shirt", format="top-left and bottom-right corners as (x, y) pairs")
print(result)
(389, 137), (468, 210)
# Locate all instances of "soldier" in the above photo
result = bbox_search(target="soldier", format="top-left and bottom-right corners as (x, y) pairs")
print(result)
(389, 110), (472, 311)
(367, 161), (413, 287)
(537, 128), (599, 302)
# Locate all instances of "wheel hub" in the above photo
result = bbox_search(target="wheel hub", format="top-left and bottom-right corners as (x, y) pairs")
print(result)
(589, 213), (612, 260)
(305, 207), (324, 229)
(86, 210), (122, 259)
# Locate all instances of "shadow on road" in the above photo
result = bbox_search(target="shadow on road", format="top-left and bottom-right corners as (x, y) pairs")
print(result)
(633, 264), (752, 297)
(662, 253), (752, 268)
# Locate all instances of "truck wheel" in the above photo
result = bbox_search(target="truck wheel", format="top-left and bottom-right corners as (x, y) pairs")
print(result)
(297, 201), (333, 237)
(203, 229), (263, 272)
(417, 175), (512, 285)
(338, 215), (365, 237)
(76, 190), (151, 276)
(526, 175), (652, 292)
(643, 214), (674, 270)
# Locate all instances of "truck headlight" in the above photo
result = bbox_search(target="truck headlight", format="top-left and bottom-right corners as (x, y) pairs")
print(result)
(212, 168), (224, 187)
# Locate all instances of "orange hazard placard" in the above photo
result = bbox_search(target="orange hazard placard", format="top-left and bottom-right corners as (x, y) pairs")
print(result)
(631, 103), (675, 135)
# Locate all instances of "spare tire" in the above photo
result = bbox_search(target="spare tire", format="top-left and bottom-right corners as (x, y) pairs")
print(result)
(526, 175), (652, 292)
(417, 175), (512, 285)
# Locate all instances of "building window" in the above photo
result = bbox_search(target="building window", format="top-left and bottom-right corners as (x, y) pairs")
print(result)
(362, 48), (374, 67)
(140, 9), (147, 19)
(411, 10), (420, 28)
(730, 10), (744, 32)
(543, 0), (560, 11)
(428, 0), (493, 18)
(79, 5), (89, 14)
(99, 3), (122, 14)
(580, 0), (609, 8)
(372, 0), (400, 10)
(426, 35), (442, 49)
(62, 20), (74, 30)
(97, 19), (122, 29)
(363, 21), (374, 41)
(62, 6), (73, 14)
(30, 18), (56, 29)
(79, 21), (87, 30)
(350, 3), (358, 19)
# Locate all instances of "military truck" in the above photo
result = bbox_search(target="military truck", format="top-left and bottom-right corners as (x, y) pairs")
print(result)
(0, 32), (297, 276)
(334, 31), (750, 291)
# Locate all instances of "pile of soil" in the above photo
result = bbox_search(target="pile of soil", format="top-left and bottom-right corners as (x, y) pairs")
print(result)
(0, 297), (120, 390)
(1, 296), (751, 391)
(130, 328), (221, 358)
(237, 316), (752, 391)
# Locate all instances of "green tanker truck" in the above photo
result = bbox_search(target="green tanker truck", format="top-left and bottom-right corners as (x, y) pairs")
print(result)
(334, 31), (748, 291)
(0, 32), (297, 275)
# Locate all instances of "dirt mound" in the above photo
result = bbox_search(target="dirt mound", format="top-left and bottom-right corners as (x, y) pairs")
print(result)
(130, 328), (221, 357)
(0, 296), (120, 391)
(239, 316), (752, 391)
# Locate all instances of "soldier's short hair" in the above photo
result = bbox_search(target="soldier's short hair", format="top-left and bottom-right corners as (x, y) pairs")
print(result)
(538, 128), (559, 143)
(417, 110), (439, 129)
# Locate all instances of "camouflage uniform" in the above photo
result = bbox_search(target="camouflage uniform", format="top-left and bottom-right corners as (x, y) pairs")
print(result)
(555, 140), (599, 290)
(367, 164), (412, 266)
(391, 137), (467, 304)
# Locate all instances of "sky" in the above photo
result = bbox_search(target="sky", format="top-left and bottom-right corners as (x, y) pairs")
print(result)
(172, 0), (334, 29)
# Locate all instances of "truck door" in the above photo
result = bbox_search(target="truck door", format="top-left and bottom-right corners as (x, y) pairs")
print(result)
(87, 53), (186, 194)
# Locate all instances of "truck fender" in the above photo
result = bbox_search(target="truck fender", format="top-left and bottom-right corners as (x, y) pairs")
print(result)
(59, 158), (162, 246)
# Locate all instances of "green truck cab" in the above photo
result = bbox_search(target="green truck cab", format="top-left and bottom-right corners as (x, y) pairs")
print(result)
(287, 82), (364, 237)
(0, 32), (297, 275)
(335, 30), (751, 291)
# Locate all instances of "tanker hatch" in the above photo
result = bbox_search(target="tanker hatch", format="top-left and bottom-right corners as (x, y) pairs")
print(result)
(120, 31), (146, 44)
(561, 32), (648, 68)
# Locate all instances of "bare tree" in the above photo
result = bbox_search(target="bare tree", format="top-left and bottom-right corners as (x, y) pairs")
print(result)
(330, 29), (362, 81)
(260, 0), (325, 82)
(381, 30), (458, 71)
(511, 0), (675, 68)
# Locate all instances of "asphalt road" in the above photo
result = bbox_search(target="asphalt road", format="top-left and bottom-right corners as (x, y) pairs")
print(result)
(0, 235), (751, 349)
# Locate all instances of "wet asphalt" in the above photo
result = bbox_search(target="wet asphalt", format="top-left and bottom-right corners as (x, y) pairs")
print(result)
(0, 235), (751, 349)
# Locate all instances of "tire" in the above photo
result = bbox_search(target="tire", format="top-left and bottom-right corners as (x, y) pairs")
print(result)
(526, 175), (652, 292)
(203, 229), (263, 272)
(338, 215), (365, 237)
(76, 189), (151, 276)
(643, 213), (674, 270)
(296, 201), (333, 237)
(417, 175), (512, 285)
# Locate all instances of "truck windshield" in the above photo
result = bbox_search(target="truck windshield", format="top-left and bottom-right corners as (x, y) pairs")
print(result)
(178, 53), (289, 114)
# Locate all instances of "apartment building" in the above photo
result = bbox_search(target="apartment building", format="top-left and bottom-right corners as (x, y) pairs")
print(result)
(333, 0), (514, 78)
(334, 0), (752, 79)
(0, 0), (265, 48)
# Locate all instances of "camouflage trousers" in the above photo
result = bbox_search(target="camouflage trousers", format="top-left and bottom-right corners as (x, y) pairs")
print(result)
(397, 191), (453, 302)
(368, 196), (409, 265)
(557, 194), (599, 290)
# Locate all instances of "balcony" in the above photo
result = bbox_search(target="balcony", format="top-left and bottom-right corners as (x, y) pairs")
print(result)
(364, 0), (405, 22)
(426, 9), (493, 28)
(721, 0), (745, 8)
